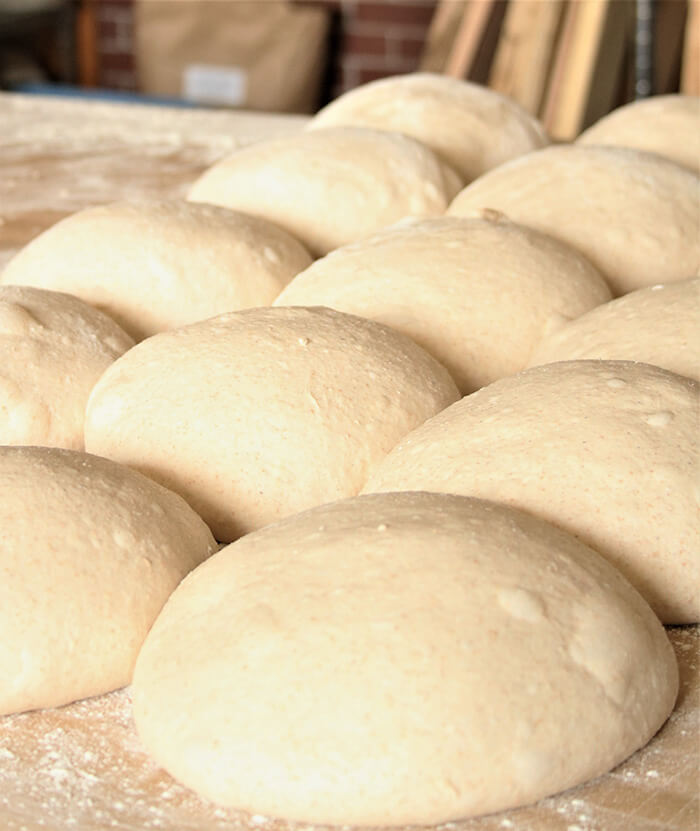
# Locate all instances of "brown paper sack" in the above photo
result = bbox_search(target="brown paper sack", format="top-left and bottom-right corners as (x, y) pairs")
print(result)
(134, 0), (330, 113)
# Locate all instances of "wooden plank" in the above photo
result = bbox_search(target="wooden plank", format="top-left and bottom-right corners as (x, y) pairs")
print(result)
(542, 0), (632, 141)
(682, 0), (699, 93)
(419, 0), (470, 73)
(77, 0), (99, 88)
(445, 0), (499, 79)
(653, 0), (689, 93)
(488, 0), (565, 114)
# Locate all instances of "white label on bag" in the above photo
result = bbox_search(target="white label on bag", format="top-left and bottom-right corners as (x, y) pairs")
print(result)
(183, 64), (248, 106)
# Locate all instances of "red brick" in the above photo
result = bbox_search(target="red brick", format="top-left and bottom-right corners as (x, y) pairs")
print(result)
(357, 67), (404, 84)
(97, 20), (117, 40)
(343, 32), (387, 56)
(391, 34), (425, 59)
(99, 52), (134, 72)
(355, 1), (436, 26)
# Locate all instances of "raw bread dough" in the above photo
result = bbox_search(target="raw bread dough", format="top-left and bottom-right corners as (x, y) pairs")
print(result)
(448, 145), (700, 295)
(187, 126), (461, 256)
(577, 94), (700, 173)
(0, 200), (312, 341)
(364, 360), (700, 624)
(84, 306), (459, 541)
(528, 277), (700, 381)
(308, 72), (549, 182)
(0, 446), (216, 716)
(132, 491), (678, 826)
(275, 215), (611, 393)
(0, 285), (133, 449)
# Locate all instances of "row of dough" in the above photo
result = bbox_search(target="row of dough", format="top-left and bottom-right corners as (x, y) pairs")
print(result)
(3, 293), (694, 623)
(1, 259), (696, 452)
(0, 447), (679, 825)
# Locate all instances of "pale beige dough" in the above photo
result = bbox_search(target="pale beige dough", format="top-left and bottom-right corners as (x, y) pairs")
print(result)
(0, 285), (133, 449)
(528, 277), (700, 381)
(84, 306), (459, 541)
(448, 145), (700, 295)
(308, 72), (549, 182)
(132, 491), (678, 826)
(364, 361), (700, 624)
(0, 446), (216, 716)
(275, 215), (611, 393)
(577, 94), (700, 173)
(0, 200), (312, 341)
(187, 126), (461, 256)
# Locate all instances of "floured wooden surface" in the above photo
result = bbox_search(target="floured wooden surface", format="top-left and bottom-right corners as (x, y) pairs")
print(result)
(0, 92), (308, 270)
(0, 627), (696, 831)
(0, 92), (698, 831)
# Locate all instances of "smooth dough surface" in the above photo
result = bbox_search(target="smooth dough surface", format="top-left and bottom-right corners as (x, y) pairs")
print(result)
(0, 446), (216, 716)
(0, 201), (312, 341)
(275, 216), (611, 393)
(577, 94), (700, 173)
(132, 491), (678, 826)
(84, 306), (459, 541)
(364, 361), (700, 624)
(309, 73), (548, 182)
(0, 285), (133, 449)
(448, 145), (700, 295)
(528, 277), (700, 381)
(187, 126), (461, 256)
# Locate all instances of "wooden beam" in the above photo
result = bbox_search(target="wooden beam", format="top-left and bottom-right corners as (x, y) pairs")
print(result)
(489, 0), (565, 114)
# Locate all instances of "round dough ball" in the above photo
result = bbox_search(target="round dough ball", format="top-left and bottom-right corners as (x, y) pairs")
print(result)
(309, 73), (549, 183)
(0, 285), (134, 449)
(132, 491), (678, 826)
(577, 94), (700, 173)
(0, 446), (216, 716)
(448, 145), (700, 295)
(275, 216), (611, 393)
(84, 306), (459, 541)
(0, 201), (313, 341)
(364, 361), (700, 624)
(187, 127), (461, 257)
(528, 277), (700, 381)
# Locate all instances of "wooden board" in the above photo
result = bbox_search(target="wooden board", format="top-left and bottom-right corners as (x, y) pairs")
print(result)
(681, 0), (699, 94)
(541, 0), (631, 140)
(0, 92), (308, 270)
(444, 0), (501, 79)
(0, 627), (696, 831)
(420, 0), (470, 73)
(488, 0), (565, 114)
(0, 92), (698, 831)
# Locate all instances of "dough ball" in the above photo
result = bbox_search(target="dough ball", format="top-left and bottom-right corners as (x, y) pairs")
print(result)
(364, 361), (700, 624)
(0, 285), (133, 449)
(0, 446), (216, 716)
(187, 127), (461, 256)
(84, 306), (459, 541)
(308, 72), (549, 183)
(528, 277), (700, 381)
(577, 94), (700, 173)
(132, 491), (677, 826)
(275, 216), (611, 393)
(448, 145), (700, 295)
(0, 200), (312, 341)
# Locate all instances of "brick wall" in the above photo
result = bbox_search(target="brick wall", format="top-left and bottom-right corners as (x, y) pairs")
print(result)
(328, 1), (437, 95)
(93, 0), (437, 103)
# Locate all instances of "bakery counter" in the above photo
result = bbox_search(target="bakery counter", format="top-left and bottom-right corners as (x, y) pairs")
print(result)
(0, 92), (698, 831)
